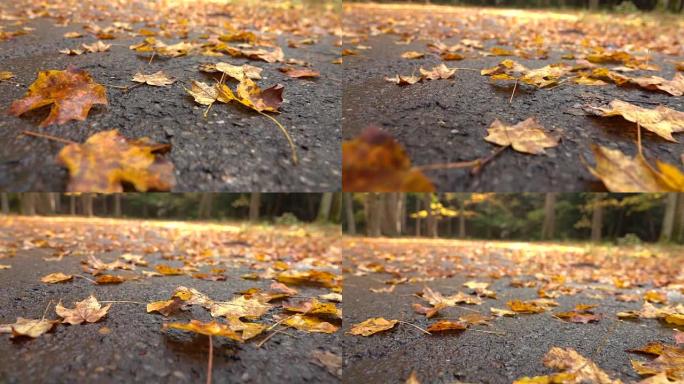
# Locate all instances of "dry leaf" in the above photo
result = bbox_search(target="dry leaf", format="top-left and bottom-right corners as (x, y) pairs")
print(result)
(82, 41), (111, 53)
(209, 295), (272, 319)
(349, 317), (398, 336)
(164, 320), (242, 342)
(283, 314), (338, 333)
(278, 67), (320, 78)
(484, 118), (558, 155)
(41, 272), (73, 283)
(1, 317), (58, 338)
(384, 74), (421, 85)
(132, 71), (176, 87)
(283, 299), (341, 319)
(95, 274), (124, 284)
(147, 296), (184, 316)
(198, 62), (262, 81)
(59, 48), (84, 56)
(507, 299), (558, 313)
(8, 67), (107, 127)
(587, 100), (684, 142)
(401, 51), (424, 59)
(311, 350), (342, 377)
(587, 144), (684, 192)
(427, 320), (467, 332)
(342, 127), (435, 192)
(0, 71), (15, 81)
(57, 130), (175, 193)
(56, 295), (111, 325)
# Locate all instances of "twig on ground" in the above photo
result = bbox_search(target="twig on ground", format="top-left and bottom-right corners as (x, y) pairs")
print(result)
(22, 130), (76, 145)
(398, 320), (431, 335)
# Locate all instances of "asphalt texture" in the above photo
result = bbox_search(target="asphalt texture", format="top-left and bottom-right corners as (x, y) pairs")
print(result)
(342, 238), (684, 384)
(342, 9), (684, 192)
(0, 18), (341, 192)
(0, 217), (341, 384)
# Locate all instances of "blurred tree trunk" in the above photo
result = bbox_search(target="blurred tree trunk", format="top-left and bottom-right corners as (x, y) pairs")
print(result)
(381, 193), (399, 236)
(399, 193), (407, 235)
(660, 193), (677, 242)
(1, 193), (9, 214)
(589, 0), (599, 10)
(249, 193), (260, 222)
(20, 193), (36, 215)
(198, 194), (213, 219)
(415, 197), (421, 237)
(458, 199), (466, 238)
(591, 202), (602, 242)
(69, 195), (76, 215)
(541, 193), (557, 240)
(344, 193), (356, 235)
(366, 193), (382, 237)
(424, 193), (437, 238)
(114, 194), (122, 217)
(332, 193), (342, 223)
(81, 194), (93, 217)
(675, 193), (684, 243)
(317, 193), (333, 222)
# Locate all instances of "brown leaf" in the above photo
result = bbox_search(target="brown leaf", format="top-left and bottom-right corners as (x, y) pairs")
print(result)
(41, 272), (73, 283)
(56, 295), (111, 325)
(82, 41), (111, 53)
(282, 314), (339, 333)
(587, 144), (684, 192)
(8, 67), (108, 127)
(132, 71), (176, 87)
(587, 99), (684, 142)
(427, 320), (467, 332)
(484, 118), (558, 155)
(342, 127), (435, 192)
(57, 130), (175, 193)
(0, 317), (58, 338)
(95, 274), (124, 284)
(147, 296), (185, 317)
(163, 320), (243, 342)
(349, 317), (397, 336)
(311, 350), (342, 377)
(278, 67), (320, 78)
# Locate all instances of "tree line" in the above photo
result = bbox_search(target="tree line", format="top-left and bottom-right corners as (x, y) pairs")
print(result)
(343, 193), (684, 243)
(0, 193), (341, 224)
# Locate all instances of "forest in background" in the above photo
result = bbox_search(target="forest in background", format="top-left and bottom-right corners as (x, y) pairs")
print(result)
(0, 193), (342, 223)
(343, 193), (684, 243)
(346, 0), (684, 12)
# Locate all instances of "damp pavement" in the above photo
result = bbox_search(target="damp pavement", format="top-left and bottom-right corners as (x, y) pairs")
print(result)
(342, 34), (684, 192)
(0, 225), (341, 384)
(342, 257), (681, 384)
(0, 18), (341, 192)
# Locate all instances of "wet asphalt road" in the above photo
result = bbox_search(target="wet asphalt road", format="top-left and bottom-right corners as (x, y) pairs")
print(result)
(342, 273), (679, 384)
(0, 18), (341, 192)
(0, 220), (341, 384)
(342, 34), (684, 192)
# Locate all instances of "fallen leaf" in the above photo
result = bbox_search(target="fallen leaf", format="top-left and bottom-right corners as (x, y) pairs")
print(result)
(484, 118), (558, 155)
(0, 71), (15, 81)
(147, 296), (184, 316)
(507, 299), (558, 313)
(587, 100), (684, 142)
(401, 51), (424, 59)
(57, 130), (175, 192)
(164, 320), (242, 342)
(0, 264), (11, 270)
(587, 144), (684, 192)
(384, 74), (422, 85)
(198, 62), (262, 81)
(419, 64), (456, 80)
(1, 317), (58, 338)
(555, 311), (602, 323)
(209, 295), (272, 319)
(56, 295), (111, 325)
(278, 67), (320, 78)
(342, 127), (435, 192)
(491, 307), (517, 317)
(63, 31), (83, 38)
(349, 317), (398, 336)
(41, 272), (73, 283)
(283, 299), (341, 319)
(132, 71), (176, 87)
(95, 274), (124, 284)
(427, 320), (467, 332)
(8, 67), (108, 127)
(82, 41), (111, 53)
(283, 314), (338, 333)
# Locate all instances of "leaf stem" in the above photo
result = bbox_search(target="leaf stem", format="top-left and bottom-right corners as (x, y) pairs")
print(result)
(398, 320), (431, 335)
(207, 335), (213, 384)
(22, 130), (77, 145)
(257, 111), (299, 165)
